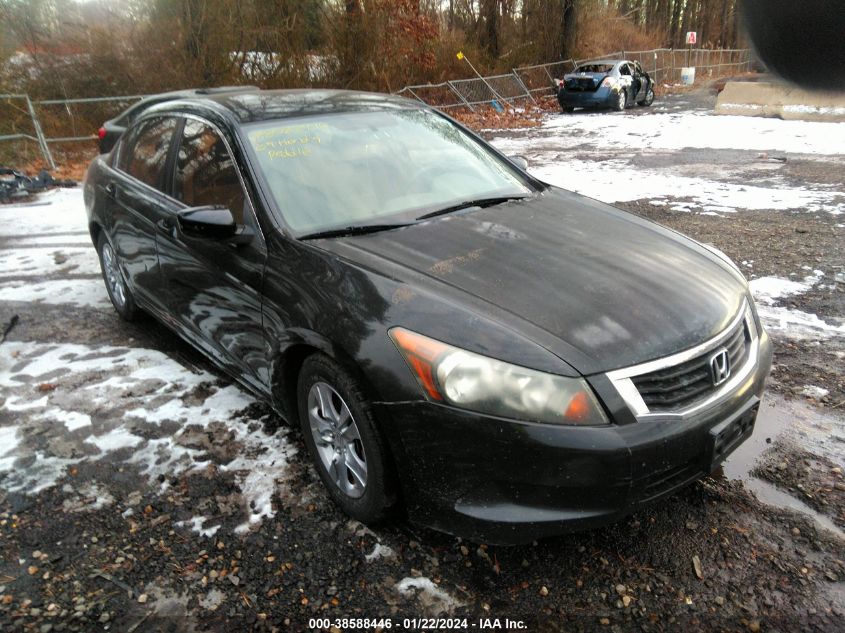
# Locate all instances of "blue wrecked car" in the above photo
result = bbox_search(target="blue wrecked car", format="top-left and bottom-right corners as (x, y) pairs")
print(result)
(555, 60), (655, 113)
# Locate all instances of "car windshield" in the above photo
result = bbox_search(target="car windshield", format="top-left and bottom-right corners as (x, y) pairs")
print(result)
(243, 109), (532, 234)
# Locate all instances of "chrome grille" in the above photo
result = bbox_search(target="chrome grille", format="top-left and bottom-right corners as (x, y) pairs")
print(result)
(630, 318), (750, 413)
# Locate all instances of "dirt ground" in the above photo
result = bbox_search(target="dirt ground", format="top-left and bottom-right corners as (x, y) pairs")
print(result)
(1, 88), (844, 632)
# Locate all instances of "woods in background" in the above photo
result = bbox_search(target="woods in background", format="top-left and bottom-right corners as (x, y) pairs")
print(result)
(0, 0), (745, 99)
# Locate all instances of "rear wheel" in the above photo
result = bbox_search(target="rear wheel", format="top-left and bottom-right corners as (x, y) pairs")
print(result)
(297, 354), (396, 523)
(561, 106), (574, 113)
(613, 89), (627, 112)
(638, 86), (655, 107)
(97, 232), (137, 321)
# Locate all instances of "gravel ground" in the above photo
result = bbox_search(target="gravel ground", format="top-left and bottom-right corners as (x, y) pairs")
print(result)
(1, 89), (844, 632)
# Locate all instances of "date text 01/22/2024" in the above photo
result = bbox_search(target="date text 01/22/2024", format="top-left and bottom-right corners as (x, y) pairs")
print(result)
(308, 618), (528, 630)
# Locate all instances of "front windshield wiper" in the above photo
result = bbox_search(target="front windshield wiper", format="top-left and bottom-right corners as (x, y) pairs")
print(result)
(299, 222), (414, 240)
(415, 195), (529, 221)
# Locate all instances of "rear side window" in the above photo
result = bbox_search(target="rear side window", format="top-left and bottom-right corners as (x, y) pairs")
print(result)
(174, 119), (247, 223)
(120, 117), (178, 191)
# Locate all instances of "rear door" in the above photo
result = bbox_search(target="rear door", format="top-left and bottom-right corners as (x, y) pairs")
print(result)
(155, 116), (269, 392)
(106, 116), (181, 313)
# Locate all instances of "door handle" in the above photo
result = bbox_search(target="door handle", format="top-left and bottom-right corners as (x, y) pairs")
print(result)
(104, 182), (116, 198)
(156, 218), (174, 234)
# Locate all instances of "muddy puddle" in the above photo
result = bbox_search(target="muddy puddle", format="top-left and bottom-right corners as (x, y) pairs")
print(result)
(719, 394), (845, 540)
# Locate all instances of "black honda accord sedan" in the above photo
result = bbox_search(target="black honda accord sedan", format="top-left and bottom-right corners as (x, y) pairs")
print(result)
(84, 89), (772, 544)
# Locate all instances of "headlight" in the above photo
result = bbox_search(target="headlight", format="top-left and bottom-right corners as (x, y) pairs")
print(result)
(389, 328), (608, 426)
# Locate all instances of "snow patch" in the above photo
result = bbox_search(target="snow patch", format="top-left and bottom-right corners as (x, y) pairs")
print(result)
(365, 542), (397, 562)
(40, 408), (92, 432)
(0, 426), (20, 472)
(749, 273), (845, 339)
(0, 279), (110, 308)
(782, 104), (845, 116)
(801, 385), (830, 399)
(12, 234), (90, 246)
(503, 157), (845, 214)
(502, 109), (845, 155)
(750, 276), (816, 305)
(176, 516), (221, 538)
(85, 427), (143, 453)
(4, 396), (49, 411)
(61, 483), (115, 512)
(0, 247), (100, 278)
(227, 432), (297, 534)
(755, 305), (845, 339)
(395, 577), (464, 613)
(0, 187), (86, 236)
(0, 341), (297, 531)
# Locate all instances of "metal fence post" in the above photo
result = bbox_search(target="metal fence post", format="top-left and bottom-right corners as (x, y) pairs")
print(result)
(510, 70), (537, 104)
(446, 81), (476, 112)
(25, 95), (55, 171)
(403, 87), (429, 105)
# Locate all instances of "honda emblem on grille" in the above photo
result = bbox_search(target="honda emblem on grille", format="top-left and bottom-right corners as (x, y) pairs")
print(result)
(708, 348), (731, 386)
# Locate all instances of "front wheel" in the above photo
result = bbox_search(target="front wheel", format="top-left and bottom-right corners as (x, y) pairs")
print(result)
(638, 86), (655, 107)
(613, 89), (627, 112)
(97, 232), (138, 321)
(297, 354), (396, 523)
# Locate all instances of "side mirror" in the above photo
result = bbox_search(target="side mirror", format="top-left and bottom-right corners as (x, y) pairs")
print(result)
(177, 205), (253, 245)
(509, 155), (529, 171)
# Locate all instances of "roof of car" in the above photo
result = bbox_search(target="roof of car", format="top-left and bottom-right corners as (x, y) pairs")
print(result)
(577, 60), (626, 66)
(145, 89), (422, 125)
(107, 86), (261, 126)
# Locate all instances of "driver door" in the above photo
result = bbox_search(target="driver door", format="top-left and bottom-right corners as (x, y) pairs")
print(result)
(632, 62), (649, 101)
(155, 116), (269, 393)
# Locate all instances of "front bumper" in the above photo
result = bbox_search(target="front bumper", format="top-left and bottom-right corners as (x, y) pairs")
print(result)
(377, 329), (772, 544)
(557, 86), (618, 109)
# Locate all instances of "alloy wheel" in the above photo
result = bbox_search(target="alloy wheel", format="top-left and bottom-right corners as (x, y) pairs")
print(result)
(307, 381), (368, 499)
(101, 242), (126, 308)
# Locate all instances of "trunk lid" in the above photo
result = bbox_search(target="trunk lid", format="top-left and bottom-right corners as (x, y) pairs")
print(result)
(563, 72), (606, 92)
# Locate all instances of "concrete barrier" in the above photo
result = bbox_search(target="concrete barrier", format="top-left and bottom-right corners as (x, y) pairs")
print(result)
(715, 81), (845, 122)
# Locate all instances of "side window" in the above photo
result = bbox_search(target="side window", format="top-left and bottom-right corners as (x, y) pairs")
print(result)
(619, 64), (631, 76)
(121, 117), (178, 191)
(174, 119), (247, 224)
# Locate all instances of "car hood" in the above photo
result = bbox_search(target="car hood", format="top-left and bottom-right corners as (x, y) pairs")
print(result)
(318, 188), (747, 375)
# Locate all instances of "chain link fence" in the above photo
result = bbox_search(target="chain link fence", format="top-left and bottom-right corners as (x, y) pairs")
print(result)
(1, 48), (751, 170)
(1, 94), (145, 170)
(397, 48), (752, 111)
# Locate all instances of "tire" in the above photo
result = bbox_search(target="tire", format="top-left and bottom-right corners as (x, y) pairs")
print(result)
(613, 89), (627, 112)
(97, 232), (138, 321)
(297, 353), (396, 524)
(638, 86), (655, 107)
(561, 106), (574, 113)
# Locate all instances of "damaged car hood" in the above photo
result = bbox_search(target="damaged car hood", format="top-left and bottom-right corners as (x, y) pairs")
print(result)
(318, 188), (747, 375)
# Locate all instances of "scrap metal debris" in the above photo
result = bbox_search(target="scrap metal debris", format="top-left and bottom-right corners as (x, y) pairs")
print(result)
(0, 168), (75, 203)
